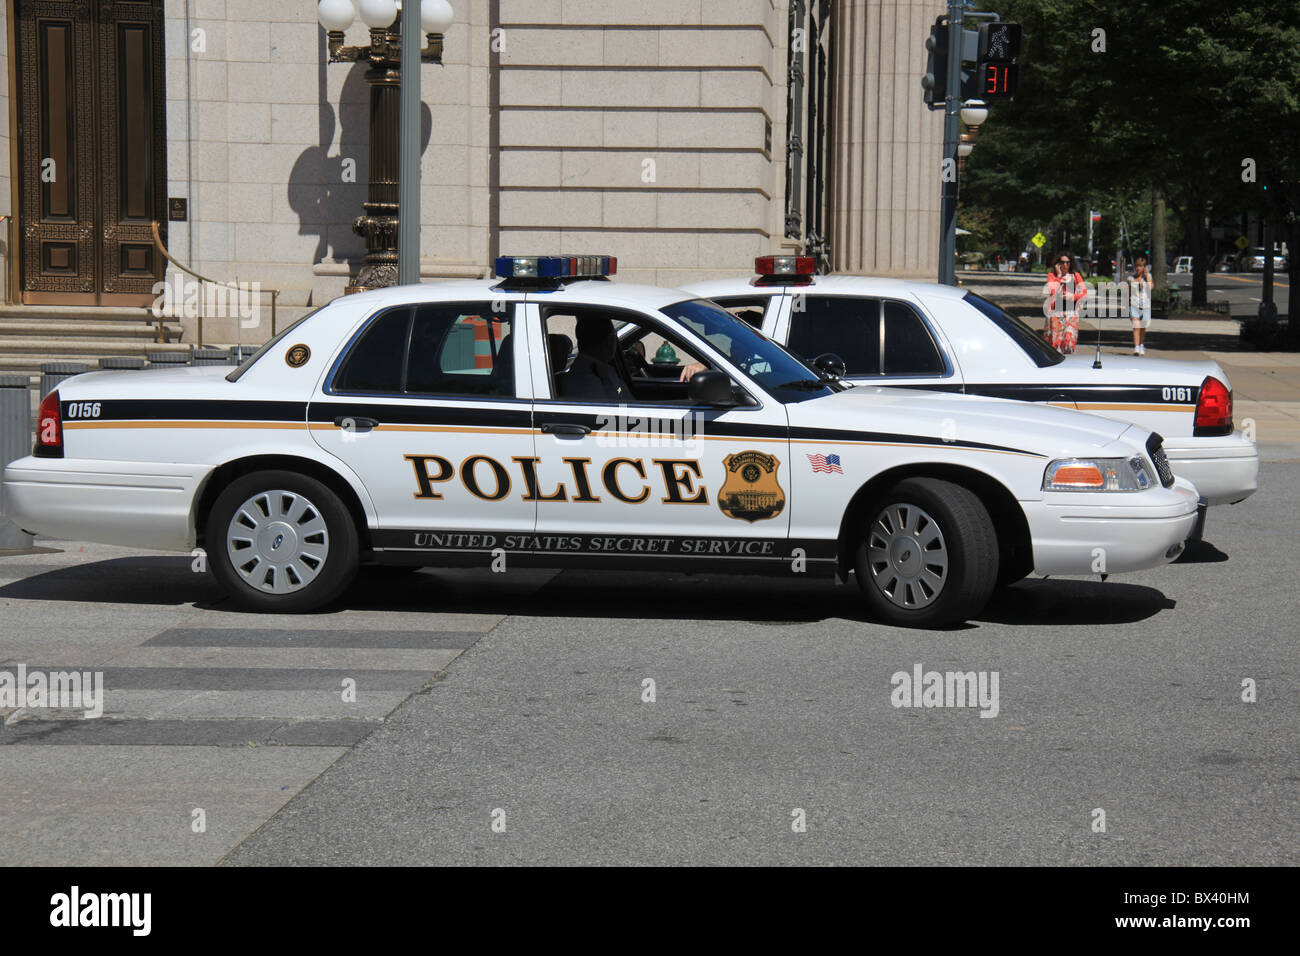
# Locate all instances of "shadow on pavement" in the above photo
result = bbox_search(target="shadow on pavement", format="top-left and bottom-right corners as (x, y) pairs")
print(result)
(0, 558), (1176, 628)
(0, 556), (222, 606)
(978, 578), (1174, 626)
(1175, 539), (1230, 564)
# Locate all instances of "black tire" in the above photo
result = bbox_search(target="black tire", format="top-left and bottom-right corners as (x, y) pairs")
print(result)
(206, 469), (359, 612)
(854, 477), (999, 627)
(994, 551), (1034, 591)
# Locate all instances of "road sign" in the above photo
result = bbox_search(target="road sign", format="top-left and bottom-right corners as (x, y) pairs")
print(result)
(1234, 234), (1249, 250)
(1031, 232), (1046, 249)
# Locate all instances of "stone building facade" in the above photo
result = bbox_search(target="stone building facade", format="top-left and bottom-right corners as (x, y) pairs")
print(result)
(0, 0), (942, 346)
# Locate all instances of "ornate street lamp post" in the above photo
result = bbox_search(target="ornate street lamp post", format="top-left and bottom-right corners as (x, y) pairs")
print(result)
(317, 0), (454, 292)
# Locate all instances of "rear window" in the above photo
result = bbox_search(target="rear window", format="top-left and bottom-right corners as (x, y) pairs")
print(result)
(787, 295), (881, 376)
(711, 295), (772, 329)
(963, 292), (1065, 367)
(882, 300), (945, 375)
(331, 303), (516, 397)
(334, 308), (410, 393)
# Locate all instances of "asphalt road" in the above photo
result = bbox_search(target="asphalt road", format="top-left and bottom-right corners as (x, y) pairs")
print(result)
(224, 461), (1297, 866)
(4, 459), (1296, 866)
(1205, 271), (1289, 317)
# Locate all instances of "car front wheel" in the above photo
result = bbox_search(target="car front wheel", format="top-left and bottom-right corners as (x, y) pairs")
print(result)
(854, 477), (998, 628)
(207, 470), (359, 612)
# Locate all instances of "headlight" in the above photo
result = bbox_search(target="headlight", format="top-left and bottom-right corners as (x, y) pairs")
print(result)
(1043, 456), (1157, 492)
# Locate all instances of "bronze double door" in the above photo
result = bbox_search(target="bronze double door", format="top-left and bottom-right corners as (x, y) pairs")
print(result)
(16, 0), (166, 305)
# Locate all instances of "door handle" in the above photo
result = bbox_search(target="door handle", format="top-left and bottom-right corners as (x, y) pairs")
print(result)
(541, 422), (591, 439)
(334, 415), (379, 433)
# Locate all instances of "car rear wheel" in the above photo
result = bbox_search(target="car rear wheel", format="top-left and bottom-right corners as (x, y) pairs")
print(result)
(207, 470), (359, 612)
(854, 477), (999, 627)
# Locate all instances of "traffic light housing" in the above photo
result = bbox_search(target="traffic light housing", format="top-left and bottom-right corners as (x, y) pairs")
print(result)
(921, 18), (948, 109)
(976, 22), (1020, 100)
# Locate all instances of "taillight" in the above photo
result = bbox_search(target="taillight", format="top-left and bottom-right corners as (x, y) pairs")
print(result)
(35, 389), (63, 458)
(1194, 376), (1232, 436)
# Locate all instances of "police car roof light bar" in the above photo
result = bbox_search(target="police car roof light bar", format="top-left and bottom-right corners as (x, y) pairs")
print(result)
(754, 255), (816, 286)
(494, 255), (617, 281)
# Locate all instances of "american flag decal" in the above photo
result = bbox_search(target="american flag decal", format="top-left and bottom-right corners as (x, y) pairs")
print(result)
(807, 453), (843, 474)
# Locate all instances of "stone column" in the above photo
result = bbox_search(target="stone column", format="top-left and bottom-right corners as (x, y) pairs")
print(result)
(830, 0), (944, 279)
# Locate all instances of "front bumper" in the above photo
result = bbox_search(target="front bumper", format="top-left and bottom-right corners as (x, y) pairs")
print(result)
(1022, 477), (1201, 575)
(2, 456), (205, 551)
(1162, 431), (1258, 506)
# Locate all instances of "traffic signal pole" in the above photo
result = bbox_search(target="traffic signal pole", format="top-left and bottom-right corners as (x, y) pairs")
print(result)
(938, 0), (964, 286)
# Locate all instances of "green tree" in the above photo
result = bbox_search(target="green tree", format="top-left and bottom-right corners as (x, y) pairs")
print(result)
(962, 0), (1300, 317)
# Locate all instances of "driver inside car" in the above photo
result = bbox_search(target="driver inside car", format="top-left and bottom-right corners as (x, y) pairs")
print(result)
(560, 316), (628, 403)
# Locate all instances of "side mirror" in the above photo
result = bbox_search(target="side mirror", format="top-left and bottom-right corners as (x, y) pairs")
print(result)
(688, 370), (736, 406)
(812, 352), (846, 380)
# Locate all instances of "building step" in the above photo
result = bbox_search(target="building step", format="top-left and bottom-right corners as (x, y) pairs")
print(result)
(0, 337), (191, 356)
(0, 318), (179, 338)
(0, 304), (157, 321)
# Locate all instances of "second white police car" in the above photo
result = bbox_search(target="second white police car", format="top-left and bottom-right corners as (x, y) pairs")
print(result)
(684, 257), (1258, 508)
(4, 256), (1200, 627)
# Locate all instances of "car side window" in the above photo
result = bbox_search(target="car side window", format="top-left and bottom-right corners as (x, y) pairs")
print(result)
(542, 306), (710, 406)
(407, 305), (514, 397)
(332, 303), (515, 397)
(333, 307), (410, 393)
(881, 300), (945, 375)
(786, 296), (881, 376)
(711, 295), (771, 329)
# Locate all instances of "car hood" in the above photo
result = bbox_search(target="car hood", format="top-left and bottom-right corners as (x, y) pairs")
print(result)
(792, 384), (1139, 457)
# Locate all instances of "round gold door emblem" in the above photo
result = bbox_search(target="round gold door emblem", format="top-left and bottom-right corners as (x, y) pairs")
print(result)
(285, 344), (311, 368)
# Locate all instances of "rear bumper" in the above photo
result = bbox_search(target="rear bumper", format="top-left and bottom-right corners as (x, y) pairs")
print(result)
(2, 456), (204, 551)
(1022, 478), (1201, 575)
(1162, 431), (1258, 506)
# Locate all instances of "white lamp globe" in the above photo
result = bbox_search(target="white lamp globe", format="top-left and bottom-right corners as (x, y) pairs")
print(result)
(317, 0), (356, 31)
(421, 0), (454, 33)
(957, 142), (973, 158)
(359, 0), (398, 28)
(960, 100), (988, 128)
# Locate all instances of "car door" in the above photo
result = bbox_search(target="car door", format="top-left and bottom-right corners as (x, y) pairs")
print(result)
(522, 296), (795, 564)
(309, 298), (537, 543)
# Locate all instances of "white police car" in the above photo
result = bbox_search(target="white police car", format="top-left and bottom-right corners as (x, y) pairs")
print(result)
(683, 257), (1258, 507)
(3, 256), (1200, 627)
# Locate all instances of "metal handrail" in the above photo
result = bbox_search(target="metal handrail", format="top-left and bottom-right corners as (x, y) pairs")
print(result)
(150, 221), (279, 346)
(0, 215), (12, 305)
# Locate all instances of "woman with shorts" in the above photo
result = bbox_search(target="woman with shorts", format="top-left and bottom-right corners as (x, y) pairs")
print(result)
(1129, 257), (1153, 354)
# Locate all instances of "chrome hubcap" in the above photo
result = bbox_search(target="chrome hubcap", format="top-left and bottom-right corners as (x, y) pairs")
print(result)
(867, 502), (949, 609)
(226, 489), (329, 594)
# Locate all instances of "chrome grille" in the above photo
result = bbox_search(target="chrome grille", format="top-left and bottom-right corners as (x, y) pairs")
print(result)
(1146, 432), (1175, 487)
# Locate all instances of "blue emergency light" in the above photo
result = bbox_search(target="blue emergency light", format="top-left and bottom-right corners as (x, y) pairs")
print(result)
(493, 255), (617, 280)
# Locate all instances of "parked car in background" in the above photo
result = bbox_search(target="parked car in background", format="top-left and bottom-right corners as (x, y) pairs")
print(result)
(1212, 253), (1237, 273)
(1173, 256), (1194, 274)
(1244, 247), (1286, 272)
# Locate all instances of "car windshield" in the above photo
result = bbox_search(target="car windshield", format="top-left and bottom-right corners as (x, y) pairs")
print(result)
(660, 298), (838, 403)
(963, 291), (1065, 368)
